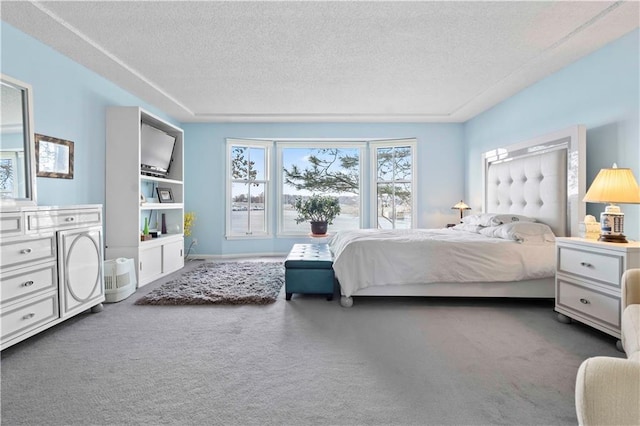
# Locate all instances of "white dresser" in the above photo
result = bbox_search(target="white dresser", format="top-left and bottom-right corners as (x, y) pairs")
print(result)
(1, 205), (105, 350)
(555, 237), (640, 339)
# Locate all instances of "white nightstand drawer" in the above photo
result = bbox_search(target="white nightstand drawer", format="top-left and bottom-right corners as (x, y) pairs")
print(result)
(0, 292), (58, 342)
(557, 279), (620, 328)
(0, 235), (56, 270)
(558, 246), (622, 287)
(1, 262), (57, 306)
(26, 209), (101, 232)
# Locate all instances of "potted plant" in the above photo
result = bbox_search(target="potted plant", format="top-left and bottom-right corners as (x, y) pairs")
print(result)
(293, 194), (341, 235)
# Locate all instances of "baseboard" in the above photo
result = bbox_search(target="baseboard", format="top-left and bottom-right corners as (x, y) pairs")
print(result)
(186, 252), (288, 261)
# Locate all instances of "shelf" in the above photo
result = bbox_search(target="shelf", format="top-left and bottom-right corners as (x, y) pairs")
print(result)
(140, 175), (183, 185)
(140, 203), (183, 210)
(139, 233), (183, 247)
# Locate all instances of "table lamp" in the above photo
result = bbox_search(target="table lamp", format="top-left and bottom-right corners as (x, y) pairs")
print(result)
(451, 200), (471, 222)
(583, 164), (640, 243)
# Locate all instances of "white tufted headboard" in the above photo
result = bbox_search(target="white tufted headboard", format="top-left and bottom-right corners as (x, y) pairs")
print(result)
(482, 126), (586, 238)
(486, 149), (567, 236)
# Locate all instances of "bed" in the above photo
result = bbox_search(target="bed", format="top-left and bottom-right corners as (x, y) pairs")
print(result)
(331, 125), (586, 307)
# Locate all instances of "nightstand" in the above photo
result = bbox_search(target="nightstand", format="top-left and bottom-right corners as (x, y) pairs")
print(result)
(555, 237), (640, 342)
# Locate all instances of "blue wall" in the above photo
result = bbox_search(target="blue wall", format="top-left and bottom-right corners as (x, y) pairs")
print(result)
(183, 123), (464, 256)
(465, 29), (640, 240)
(1, 22), (176, 207)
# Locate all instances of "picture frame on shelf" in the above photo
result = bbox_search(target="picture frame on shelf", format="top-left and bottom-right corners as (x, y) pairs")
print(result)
(156, 187), (174, 203)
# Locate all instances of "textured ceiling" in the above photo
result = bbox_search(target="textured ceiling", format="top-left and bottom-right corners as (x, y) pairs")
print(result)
(1, 1), (638, 123)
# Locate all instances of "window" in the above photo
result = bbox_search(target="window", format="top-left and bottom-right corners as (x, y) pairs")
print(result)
(225, 138), (416, 238)
(226, 139), (270, 238)
(279, 143), (364, 234)
(0, 151), (23, 198)
(371, 140), (416, 229)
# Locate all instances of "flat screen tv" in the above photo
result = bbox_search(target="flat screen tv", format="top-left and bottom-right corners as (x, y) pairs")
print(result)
(140, 122), (176, 178)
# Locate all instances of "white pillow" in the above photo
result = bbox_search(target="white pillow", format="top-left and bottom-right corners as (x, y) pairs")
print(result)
(479, 222), (555, 243)
(462, 213), (537, 227)
(451, 223), (483, 233)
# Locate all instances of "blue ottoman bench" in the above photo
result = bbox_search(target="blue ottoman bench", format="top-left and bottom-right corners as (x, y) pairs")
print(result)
(285, 244), (335, 301)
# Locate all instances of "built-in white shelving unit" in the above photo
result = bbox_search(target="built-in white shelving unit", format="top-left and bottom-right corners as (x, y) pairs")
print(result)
(105, 107), (184, 287)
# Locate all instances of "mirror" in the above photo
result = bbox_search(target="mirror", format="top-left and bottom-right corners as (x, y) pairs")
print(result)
(0, 74), (36, 207)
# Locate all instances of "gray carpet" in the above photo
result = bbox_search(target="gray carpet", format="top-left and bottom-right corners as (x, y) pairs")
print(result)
(1, 259), (623, 425)
(134, 261), (285, 305)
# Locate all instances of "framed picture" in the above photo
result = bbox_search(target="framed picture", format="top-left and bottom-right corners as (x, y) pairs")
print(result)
(156, 187), (174, 203)
(35, 134), (74, 179)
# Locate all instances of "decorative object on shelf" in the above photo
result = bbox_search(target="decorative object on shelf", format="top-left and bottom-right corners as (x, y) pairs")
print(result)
(34, 133), (74, 179)
(583, 164), (640, 243)
(140, 193), (146, 204)
(451, 200), (471, 221)
(141, 217), (152, 241)
(161, 213), (167, 234)
(156, 187), (174, 203)
(293, 194), (341, 236)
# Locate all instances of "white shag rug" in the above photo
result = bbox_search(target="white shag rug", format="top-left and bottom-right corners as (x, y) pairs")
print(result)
(135, 261), (285, 305)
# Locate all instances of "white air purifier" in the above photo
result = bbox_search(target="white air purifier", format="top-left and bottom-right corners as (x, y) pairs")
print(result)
(104, 258), (137, 303)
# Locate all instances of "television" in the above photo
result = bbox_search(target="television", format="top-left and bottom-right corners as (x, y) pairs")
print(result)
(140, 122), (176, 178)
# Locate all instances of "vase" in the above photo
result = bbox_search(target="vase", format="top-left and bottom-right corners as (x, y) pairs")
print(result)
(310, 221), (328, 235)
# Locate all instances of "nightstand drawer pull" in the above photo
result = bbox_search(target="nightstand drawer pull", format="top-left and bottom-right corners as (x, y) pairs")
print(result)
(22, 280), (35, 287)
(22, 313), (35, 320)
(20, 248), (33, 255)
(580, 262), (593, 268)
(580, 298), (590, 305)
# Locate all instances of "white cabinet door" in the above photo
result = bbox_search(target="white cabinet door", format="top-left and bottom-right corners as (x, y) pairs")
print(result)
(58, 227), (104, 318)
(139, 245), (162, 286)
(162, 238), (184, 275)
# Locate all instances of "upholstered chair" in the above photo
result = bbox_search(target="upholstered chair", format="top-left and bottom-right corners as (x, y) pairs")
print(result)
(575, 268), (640, 426)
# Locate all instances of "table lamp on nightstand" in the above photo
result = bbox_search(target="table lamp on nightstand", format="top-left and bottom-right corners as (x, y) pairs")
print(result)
(583, 164), (640, 243)
(451, 200), (471, 222)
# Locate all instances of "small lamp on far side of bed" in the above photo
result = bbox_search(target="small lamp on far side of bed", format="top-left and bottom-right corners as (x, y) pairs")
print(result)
(583, 164), (640, 243)
(451, 200), (471, 222)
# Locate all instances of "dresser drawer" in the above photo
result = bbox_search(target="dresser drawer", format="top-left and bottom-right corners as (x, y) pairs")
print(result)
(557, 279), (620, 328)
(558, 246), (622, 287)
(26, 209), (102, 232)
(1, 262), (57, 306)
(1, 292), (58, 342)
(0, 235), (56, 270)
(0, 213), (23, 237)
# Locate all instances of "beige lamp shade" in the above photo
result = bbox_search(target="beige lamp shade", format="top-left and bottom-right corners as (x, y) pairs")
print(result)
(451, 200), (471, 210)
(583, 165), (640, 204)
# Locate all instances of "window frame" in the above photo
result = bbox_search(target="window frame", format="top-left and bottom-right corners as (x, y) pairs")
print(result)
(225, 138), (272, 239)
(369, 139), (417, 229)
(276, 140), (366, 237)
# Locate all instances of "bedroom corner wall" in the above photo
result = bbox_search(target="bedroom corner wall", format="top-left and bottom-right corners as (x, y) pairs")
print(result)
(464, 28), (640, 241)
(182, 122), (464, 256)
(0, 22), (178, 207)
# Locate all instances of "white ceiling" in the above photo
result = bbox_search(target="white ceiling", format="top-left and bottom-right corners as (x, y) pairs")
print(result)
(2, 1), (638, 123)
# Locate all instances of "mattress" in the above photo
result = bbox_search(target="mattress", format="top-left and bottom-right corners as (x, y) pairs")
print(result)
(328, 228), (556, 297)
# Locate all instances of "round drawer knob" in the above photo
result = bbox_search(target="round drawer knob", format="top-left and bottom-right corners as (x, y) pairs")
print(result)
(580, 298), (590, 305)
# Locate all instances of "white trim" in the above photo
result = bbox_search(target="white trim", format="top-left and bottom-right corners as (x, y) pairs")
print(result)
(276, 141), (366, 235)
(369, 139), (418, 229)
(225, 139), (273, 239)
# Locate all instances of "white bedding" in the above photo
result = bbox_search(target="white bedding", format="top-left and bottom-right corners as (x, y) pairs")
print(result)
(329, 228), (555, 297)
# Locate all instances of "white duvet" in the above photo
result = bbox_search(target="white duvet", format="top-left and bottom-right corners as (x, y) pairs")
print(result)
(328, 228), (555, 297)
